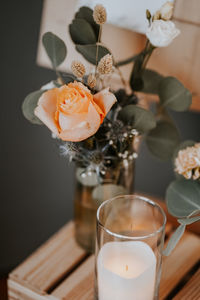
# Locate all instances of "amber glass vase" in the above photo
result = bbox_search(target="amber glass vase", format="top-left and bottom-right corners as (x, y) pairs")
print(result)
(74, 160), (135, 253)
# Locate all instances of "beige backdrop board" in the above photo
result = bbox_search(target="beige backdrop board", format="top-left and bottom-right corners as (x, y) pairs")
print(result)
(37, 0), (200, 111)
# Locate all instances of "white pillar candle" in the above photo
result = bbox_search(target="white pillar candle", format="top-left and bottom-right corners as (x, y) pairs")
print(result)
(97, 241), (156, 300)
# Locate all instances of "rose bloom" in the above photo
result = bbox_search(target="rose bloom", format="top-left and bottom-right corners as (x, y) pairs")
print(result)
(35, 81), (116, 142)
(175, 143), (200, 180)
(146, 20), (180, 47)
(159, 1), (174, 20)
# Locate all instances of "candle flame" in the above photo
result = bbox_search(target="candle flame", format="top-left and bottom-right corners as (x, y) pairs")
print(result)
(126, 265), (128, 271)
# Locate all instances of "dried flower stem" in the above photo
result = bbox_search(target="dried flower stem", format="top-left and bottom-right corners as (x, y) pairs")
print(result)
(95, 26), (102, 74)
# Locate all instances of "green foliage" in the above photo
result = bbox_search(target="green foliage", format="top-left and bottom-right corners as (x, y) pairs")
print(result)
(166, 179), (200, 218)
(42, 32), (67, 69)
(69, 6), (104, 64)
(146, 121), (180, 160)
(118, 105), (156, 133)
(76, 44), (110, 65)
(69, 19), (97, 45)
(141, 69), (163, 94)
(163, 224), (185, 256)
(22, 90), (44, 125)
(159, 77), (192, 111)
(75, 6), (99, 39)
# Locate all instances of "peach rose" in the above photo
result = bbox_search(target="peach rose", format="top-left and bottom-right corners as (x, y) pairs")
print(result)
(34, 81), (116, 142)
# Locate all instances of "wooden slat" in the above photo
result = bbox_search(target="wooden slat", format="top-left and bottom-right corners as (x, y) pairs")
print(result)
(52, 231), (200, 300)
(9, 222), (87, 293)
(160, 232), (200, 299)
(173, 268), (200, 300)
(174, 0), (200, 25)
(8, 279), (58, 300)
(52, 256), (94, 300)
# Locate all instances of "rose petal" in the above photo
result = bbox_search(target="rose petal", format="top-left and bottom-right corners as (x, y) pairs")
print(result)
(34, 89), (59, 135)
(59, 111), (87, 131)
(93, 88), (117, 116)
(59, 102), (101, 142)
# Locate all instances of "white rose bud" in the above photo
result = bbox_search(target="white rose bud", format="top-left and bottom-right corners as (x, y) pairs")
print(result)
(146, 20), (180, 47)
(160, 1), (174, 20)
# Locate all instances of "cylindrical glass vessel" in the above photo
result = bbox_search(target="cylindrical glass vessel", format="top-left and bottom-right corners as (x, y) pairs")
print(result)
(74, 161), (135, 253)
(95, 195), (166, 300)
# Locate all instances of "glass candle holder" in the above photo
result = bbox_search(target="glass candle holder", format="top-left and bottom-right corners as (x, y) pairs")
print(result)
(95, 195), (166, 300)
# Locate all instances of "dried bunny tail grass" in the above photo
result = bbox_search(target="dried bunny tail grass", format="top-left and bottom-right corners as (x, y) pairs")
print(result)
(71, 61), (86, 78)
(87, 74), (96, 89)
(93, 4), (107, 25)
(97, 54), (113, 75)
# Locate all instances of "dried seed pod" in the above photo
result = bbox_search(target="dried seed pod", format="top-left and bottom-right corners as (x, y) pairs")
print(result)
(71, 61), (86, 78)
(97, 54), (113, 75)
(87, 74), (96, 89)
(93, 4), (107, 25)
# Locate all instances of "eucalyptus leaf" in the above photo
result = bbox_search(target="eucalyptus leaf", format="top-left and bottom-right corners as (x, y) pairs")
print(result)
(76, 44), (110, 65)
(75, 6), (99, 39)
(146, 121), (180, 160)
(62, 73), (77, 84)
(166, 179), (200, 218)
(69, 19), (96, 45)
(159, 77), (192, 111)
(178, 216), (200, 225)
(42, 32), (67, 69)
(163, 224), (185, 256)
(141, 69), (163, 94)
(118, 105), (156, 133)
(22, 90), (44, 125)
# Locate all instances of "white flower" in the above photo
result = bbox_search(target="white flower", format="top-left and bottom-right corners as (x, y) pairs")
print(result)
(160, 1), (174, 21)
(146, 20), (180, 47)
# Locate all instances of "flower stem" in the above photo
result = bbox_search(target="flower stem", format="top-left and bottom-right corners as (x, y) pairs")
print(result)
(115, 54), (141, 67)
(95, 25), (102, 74)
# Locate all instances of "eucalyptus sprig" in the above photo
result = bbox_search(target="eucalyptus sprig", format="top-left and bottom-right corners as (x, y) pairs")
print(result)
(164, 142), (200, 255)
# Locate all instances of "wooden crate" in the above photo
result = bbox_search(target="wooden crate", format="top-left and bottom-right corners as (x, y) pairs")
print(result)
(7, 208), (200, 300)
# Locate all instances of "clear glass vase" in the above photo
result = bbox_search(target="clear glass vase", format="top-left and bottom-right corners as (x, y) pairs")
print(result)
(95, 195), (166, 300)
(74, 160), (135, 253)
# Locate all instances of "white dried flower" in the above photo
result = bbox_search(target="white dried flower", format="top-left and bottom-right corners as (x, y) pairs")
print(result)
(71, 61), (86, 78)
(93, 4), (107, 25)
(87, 74), (96, 89)
(159, 1), (174, 20)
(175, 143), (200, 180)
(146, 20), (180, 47)
(97, 54), (113, 75)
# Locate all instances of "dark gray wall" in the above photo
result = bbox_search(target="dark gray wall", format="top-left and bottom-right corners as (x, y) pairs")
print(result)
(1, 0), (199, 275)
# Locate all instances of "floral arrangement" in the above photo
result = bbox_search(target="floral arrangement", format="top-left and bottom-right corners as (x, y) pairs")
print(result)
(22, 2), (199, 253)
(164, 141), (200, 255)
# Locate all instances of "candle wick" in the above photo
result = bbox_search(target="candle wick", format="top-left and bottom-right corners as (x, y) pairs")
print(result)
(126, 265), (128, 271)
